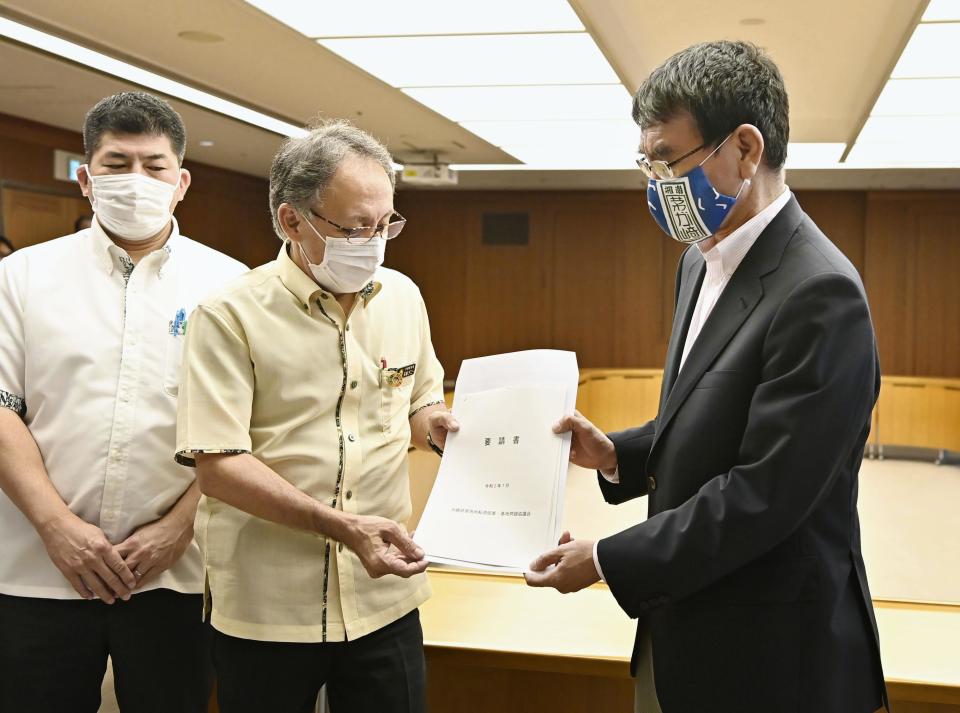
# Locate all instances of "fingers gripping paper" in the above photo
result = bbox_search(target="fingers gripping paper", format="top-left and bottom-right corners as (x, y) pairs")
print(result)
(414, 350), (578, 572)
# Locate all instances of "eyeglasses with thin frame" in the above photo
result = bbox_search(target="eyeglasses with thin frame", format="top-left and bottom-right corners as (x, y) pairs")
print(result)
(307, 209), (407, 244)
(634, 142), (707, 180)
(636, 132), (736, 181)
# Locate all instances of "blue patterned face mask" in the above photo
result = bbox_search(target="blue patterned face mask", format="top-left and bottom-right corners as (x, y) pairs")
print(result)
(646, 134), (749, 244)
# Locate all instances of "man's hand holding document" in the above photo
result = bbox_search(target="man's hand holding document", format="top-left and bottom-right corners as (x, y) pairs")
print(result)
(414, 350), (578, 572)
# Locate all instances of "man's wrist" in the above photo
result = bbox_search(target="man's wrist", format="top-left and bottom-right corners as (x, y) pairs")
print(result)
(599, 445), (618, 474)
(322, 507), (356, 546)
(34, 506), (74, 540)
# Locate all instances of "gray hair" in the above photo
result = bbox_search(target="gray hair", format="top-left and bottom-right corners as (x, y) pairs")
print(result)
(268, 118), (396, 241)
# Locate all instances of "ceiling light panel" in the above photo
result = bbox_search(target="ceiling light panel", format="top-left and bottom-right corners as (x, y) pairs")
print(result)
(891, 23), (960, 78)
(402, 85), (631, 122)
(922, 0), (960, 22)
(855, 115), (957, 144)
(845, 141), (960, 166)
(460, 118), (637, 148)
(318, 34), (619, 87)
(847, 116), (960, 165)
(246, 0), (584, 37)
(783, 143), (847, 168)
(871, 78), (960, 115)
(460, 118), (638, 168)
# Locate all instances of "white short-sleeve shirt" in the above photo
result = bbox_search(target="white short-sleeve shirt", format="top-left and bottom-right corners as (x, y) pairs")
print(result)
(0, 217), (248, 599)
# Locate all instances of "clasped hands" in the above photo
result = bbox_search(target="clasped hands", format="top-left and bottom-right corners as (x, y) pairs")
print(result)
(38, 508), (195, 604)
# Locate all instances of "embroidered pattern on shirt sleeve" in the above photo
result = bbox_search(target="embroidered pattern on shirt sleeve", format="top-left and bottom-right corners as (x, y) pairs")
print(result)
(409, 399), (446, 419)
(0, 390), (26, 418)
(175, 448), (250, 467)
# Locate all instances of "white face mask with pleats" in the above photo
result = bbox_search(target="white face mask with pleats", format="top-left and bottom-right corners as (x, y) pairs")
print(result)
(87, 171), (178, 241)
(297, 212), (385, 294)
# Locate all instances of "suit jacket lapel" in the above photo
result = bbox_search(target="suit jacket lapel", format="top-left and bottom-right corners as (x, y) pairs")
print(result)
(652, 196), (806, 451)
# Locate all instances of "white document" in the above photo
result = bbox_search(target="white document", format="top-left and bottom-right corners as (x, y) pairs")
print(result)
(414, 350), (579, 572)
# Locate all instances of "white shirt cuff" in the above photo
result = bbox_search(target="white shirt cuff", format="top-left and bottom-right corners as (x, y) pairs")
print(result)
(599, 466), (620, 483)
(593, 540), (606, 582)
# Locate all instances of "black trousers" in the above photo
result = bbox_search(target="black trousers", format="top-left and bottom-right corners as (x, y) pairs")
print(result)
(0, 589), (211, 713)
(213, 608), (426, 713)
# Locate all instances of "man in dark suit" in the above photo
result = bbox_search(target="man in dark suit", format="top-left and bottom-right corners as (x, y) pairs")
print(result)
(525, 41), (887, 713)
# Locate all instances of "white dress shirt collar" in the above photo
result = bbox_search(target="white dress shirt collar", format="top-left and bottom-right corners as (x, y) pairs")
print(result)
(697, 187), (793, 276)
(90, 215), (180, 277)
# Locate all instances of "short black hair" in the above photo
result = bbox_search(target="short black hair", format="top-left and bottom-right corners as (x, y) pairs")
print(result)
(0, 235), (14, 253)
(83, 91), (187, 164)
(74, 214), (93, 232)
(633, 41), (790, 170)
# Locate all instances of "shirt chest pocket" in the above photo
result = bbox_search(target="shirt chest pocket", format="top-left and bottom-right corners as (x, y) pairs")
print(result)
(163, 307), (189, 397)
(379, 362), (416, 435)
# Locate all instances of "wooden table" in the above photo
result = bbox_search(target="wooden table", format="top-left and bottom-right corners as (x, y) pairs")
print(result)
(421, 570), (960, 712)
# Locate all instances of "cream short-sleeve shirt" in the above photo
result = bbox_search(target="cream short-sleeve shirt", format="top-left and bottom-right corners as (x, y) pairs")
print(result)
(176, 243), (444, 642)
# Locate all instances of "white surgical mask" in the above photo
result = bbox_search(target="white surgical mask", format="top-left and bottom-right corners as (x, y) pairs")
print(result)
(87, 170), (178, 241)
(298, 213), (385, 293)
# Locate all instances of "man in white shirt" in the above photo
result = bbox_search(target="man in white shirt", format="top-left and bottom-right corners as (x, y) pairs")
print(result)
(524, 42), (886, 713)
(0, 91), (247, 713)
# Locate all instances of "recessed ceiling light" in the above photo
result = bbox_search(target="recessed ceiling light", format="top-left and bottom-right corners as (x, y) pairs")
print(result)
(0, 16), (306, 138)
(198, 140), (215, 147)
(177, 30), (225, 43)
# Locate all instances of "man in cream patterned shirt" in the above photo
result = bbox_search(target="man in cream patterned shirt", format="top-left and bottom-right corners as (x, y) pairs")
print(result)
(177, 119), (457, 713)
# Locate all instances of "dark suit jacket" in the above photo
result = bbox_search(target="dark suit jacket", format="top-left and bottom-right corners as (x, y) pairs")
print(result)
(596, 196), (887, 713)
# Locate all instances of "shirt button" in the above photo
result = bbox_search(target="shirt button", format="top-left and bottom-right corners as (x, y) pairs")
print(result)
(337, 542), (344, 552)
(346, 490), (353, 500)
(347, 433), (357, 442)
(320, 293), (329, 300)
(346, 325), (350, 332)
(648, 475), (657, 492)
(350, 380), (359, 390)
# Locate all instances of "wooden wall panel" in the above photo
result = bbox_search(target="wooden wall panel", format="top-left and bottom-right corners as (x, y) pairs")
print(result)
(865, 192), (960, 379)
(0, 187), (90, 249)
(175, 160), (274, 269)
(865, 196), (916, 375)
(794, 189), (866, 273)
(462, 196), (554, 359)
(552, 207), (617, 366)
(389, 192), (469, 380)
(4, 111), (959, 379)
(612, 202), (683, 369)
(913, 208), (960, 378)
(389, 187), (960, 379)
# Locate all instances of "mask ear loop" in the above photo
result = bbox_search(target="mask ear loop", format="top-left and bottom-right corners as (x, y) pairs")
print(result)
(299, 211), (329, 245)
(734, 177), (751, 200)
